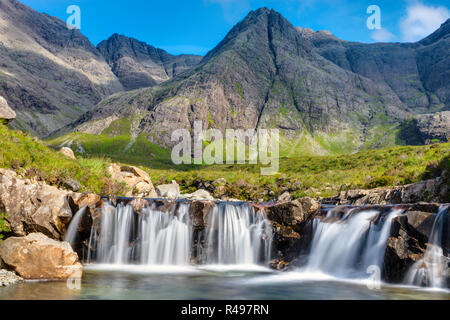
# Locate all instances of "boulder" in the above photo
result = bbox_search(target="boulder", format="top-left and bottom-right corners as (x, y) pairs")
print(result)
(269, 258), (290, 271)
(278, 192), (292, 202)
(266, 198), (319, 226)
(120, 166), (152, 184)
(63, 179), (81, 192)
(213, 185), (227, 198)
(129, 198), (148, 213)
(0, 96), (16, 124)
(189, 200), (215, 231)
(107, 164), (157, 198)
(0, 169), (75, 239)
(383, 211), (436, 283)
(59, 147), (76, 160)
(266, 198), (319, 263)
(329, 177), (447, 205)
(74, 193), (101, 209)
(0, 233), (82, 280)
(156, 180), (180, 199)
(186, 189), (214, 200)
(416, 111), (450, 143)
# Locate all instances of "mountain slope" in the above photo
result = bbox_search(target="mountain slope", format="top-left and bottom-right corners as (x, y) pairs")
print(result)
(0, 0), (124, 137)
(308, 18), (450, 113)
(67, 8), (414, 156)
(97, 34), (202, 90)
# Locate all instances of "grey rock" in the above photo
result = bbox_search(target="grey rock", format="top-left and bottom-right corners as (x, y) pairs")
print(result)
(186, 189), (214, 201)
(278, 192), (292, 202)
(156, 180), (180, 199)
(67, 9), (449, 154)
(0, 96), (16, 124)
(416, 111), (450, 143)
(97, 34), (202, 91)
(0, 0), (123, 137)
(63, 179), (82, 192)
(329, 176), (448, 205)
(59, 147), (76, 160)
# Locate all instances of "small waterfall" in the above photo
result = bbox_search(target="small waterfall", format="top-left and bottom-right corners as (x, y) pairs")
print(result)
(305, 208), (402, 278)
(95, 202), (135, 264)
(78, 200), (271, 267)
(139, 203), (191, 265)
(405, 205), (449, 288)
(64, 206), (87, 247)
(205, 204), (272, 265)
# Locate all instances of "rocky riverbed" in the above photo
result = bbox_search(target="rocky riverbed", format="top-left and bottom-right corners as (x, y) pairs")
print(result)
(0, 167), (448, 291)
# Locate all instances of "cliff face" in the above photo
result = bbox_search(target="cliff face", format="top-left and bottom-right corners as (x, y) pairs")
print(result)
(2, 1), (448, 150)
(308, 19), (450, 114)
(97, 34), (202, 91)
(72, 8), (419, 152)
(0, 0), (124, 136)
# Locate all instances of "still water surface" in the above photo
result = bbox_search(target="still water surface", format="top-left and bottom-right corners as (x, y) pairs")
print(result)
(1, 264), (449, 300)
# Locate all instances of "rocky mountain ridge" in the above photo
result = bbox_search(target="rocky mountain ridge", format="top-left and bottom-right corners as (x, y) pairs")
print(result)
(65, 8), (449, 155)
(97, 33), (202, 90)
(0, 0), (202, 137)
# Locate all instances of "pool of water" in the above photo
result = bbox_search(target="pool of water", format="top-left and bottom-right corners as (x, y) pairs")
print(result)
(1, 264), (449, 300)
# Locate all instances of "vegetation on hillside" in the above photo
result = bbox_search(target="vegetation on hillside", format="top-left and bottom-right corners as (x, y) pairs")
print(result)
(1, 124), (449, 201)
(0, 124), (119, 195)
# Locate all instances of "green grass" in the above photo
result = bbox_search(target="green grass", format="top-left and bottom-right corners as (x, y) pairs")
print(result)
(2, 124), (449, 201)
(0, 124), (118, 194)
(0, 212), (10, 241)
(143, 142), (449, 200)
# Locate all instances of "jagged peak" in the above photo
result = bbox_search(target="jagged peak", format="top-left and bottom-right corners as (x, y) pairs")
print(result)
(419, 18), (450, 45)
(296, 26), (335, 39)
(202, 7), (298, 61)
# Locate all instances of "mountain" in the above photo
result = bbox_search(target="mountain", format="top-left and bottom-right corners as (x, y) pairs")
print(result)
(0, 0), (124, 136)
(307, 18), (450, 114)
(97, 34), (202, 91)
(66, 8), (424, 155)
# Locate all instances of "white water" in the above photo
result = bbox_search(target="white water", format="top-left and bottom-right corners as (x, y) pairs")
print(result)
(139, 203), (191, 265)
(64, 206), (87, 247)
(205, 204), (272, 265)
(64, 199), (448, 291)
(304, 208), (402, 279)
(405, 206), (449, 288)
(95, 203), (135, 264)
(82, 201), (271, 267)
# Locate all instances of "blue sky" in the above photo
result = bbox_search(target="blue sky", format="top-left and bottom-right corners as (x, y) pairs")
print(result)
(21, 0), (450, 55)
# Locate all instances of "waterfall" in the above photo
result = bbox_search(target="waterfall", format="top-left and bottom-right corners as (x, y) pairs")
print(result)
(205, 203), (272, 265)
(139, 203), (191, 265)
(405, 205), (449, 289)
(305, 208), (402, 278)
(78, 200), (271, 266)
(95, 202), (135, 264)
(64, 206), (87, 247)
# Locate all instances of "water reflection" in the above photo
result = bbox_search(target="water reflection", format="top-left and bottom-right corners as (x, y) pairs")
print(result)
(1, 267), (449, 300)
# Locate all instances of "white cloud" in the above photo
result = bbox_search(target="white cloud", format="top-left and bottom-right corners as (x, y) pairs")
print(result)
(400, 2), (450, 42)
(371, 28), (396, 42)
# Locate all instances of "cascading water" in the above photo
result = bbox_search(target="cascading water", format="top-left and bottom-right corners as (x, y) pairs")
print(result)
(64, 206), (87, 247)
(139, 203), (191, 265)
(405, 205), (449, 289)
(304, 208), (402, 278)
(205, 203), (272, 265)
(73, 200), (272, 267)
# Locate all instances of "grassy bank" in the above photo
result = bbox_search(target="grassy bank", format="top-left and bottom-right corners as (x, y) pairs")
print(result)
(2, 124), (449, 201)
(0, 125), (113, 194)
